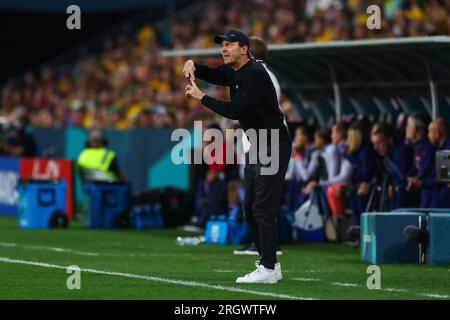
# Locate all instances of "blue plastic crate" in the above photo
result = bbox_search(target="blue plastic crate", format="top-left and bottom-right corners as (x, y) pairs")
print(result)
(133, 204), (163, 230)
(83, 183), (130, 229)
(18, 180), (67, 229)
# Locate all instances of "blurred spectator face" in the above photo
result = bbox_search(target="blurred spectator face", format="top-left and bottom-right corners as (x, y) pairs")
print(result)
(428, 122), (440, 146)
(221, 41), (248, 66)
(371, 133), (390, 157)
(88, 130), (105, 148)
(71, 109), (85, 128)
(152, 113), (165, 128)
(136, 111), (152, 128)
(405, 116), (418, 142)
(370, 123), (381, 137)
(331, 124), (345, 144)
(314, 132), (326, 149)
(294, 127), (309, 148)
(37, 109), (54, 128)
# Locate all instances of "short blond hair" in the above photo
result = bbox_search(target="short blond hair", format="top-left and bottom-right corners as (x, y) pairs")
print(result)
(347, 125), (363, 154)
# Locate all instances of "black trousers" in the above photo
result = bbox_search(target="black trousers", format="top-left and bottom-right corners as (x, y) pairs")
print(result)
(243, 142), (291, 270)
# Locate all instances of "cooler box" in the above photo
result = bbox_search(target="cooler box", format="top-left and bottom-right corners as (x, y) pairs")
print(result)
(132, 204), (163, 230)
(361, 212), (426, 264)
(83, 183), (130, 229)
(205, 216), (251, 245)
(428, 213), (450, 266)
(394, 208), (450, 214)
(18, 180), (68, 229)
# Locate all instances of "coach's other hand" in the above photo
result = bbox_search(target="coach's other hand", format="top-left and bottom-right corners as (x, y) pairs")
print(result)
(185, 78), (205, 100)
(183, 60), (196, 80)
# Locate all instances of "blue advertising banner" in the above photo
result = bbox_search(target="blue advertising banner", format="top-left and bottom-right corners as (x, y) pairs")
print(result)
(0, 157), (20, 216)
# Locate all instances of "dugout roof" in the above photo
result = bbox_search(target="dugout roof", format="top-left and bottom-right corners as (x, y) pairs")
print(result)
(163, 36), (450, 126)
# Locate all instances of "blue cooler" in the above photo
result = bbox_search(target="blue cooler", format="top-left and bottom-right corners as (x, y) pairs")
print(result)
(205, 216), (251, 245)
(18, 180), (68, 229)
(361, 212), (426, 264)
(133, 204), (163, 230)
(394, 208), (450, 214)
(428, 213), (450, 266)
(83, 183), (130, 229)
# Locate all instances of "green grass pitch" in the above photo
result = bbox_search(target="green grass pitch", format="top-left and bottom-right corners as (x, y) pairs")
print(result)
(0, 217), (448, 300)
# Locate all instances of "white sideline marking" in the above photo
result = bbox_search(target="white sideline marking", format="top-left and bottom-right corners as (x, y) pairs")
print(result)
(0, 242), (98, 256)
(0, 242), (196, 258)
(0, 257), (316, 300)
(419, 293), (449, 299)
(331, 282), (448, 299)
(1, 244), (447, 299)
(292, 277), (321, 282)
(382, 288), (408, 293)
(332, 282), (360, 287)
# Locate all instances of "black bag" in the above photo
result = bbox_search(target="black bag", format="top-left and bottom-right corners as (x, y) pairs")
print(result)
(136, 188), (194, 227)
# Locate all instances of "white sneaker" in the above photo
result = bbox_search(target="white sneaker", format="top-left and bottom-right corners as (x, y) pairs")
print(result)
(236, 264), (278, 284)
(255, 261), (282, 281)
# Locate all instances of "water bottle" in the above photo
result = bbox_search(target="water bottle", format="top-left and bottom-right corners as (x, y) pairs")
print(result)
(175, 236), (205, 246)
(227, 206), (240, 223)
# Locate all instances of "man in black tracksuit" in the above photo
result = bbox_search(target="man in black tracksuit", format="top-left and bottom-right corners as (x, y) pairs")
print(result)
(184, 29), (291, 284)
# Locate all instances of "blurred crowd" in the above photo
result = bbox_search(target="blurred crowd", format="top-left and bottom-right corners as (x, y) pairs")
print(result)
(1, 0), (450, 131)
(190, 113), (450, 236)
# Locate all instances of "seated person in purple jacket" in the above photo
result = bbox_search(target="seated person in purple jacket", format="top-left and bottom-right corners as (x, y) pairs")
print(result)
(429, 118), (450, 208)
(405, 113), (436, 208)
(371, 123), (414, 210)
(346, 123), (376, 225)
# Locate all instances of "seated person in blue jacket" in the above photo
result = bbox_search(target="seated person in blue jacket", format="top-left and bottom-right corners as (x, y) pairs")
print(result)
(405, 112), (435, 208)
(371, 123), (414, 210)
(77, 129), (125, 182)
(285, 124), (315, 213)
(346, 123), (376, 225)
(303, 127), (341, 194)
(428, 118), (450, 208)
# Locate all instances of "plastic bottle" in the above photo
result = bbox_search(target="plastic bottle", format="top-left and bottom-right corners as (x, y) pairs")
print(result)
(227, 205), (240, 223)
(175, 236), (205, 246)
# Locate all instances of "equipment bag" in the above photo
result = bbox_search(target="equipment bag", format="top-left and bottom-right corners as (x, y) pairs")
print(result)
(292, 189), (329, 242)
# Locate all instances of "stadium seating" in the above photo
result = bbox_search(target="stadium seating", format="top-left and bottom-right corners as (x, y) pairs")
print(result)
(3, 0), (450, 131)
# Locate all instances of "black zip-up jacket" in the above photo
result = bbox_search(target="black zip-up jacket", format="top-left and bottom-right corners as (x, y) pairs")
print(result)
(194, 59), (291, 147)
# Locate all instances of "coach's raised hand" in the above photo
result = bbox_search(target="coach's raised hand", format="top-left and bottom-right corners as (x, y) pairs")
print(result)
(182, 60), (196, 80)
(185, 78), (205, 101)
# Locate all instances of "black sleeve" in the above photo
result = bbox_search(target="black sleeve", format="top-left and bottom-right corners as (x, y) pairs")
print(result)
(194, 63), (230, 86)
(108, 157), (121, 178)
(200, 70), (261, 120)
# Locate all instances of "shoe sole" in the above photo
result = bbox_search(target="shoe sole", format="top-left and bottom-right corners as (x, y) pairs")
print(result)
(233, 251), (283, 255)
(233, 251), (260, 255)
(236, 278), (278, 284)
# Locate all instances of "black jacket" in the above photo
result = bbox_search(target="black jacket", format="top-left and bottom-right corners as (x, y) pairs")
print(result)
(194, 59), (291, 147)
